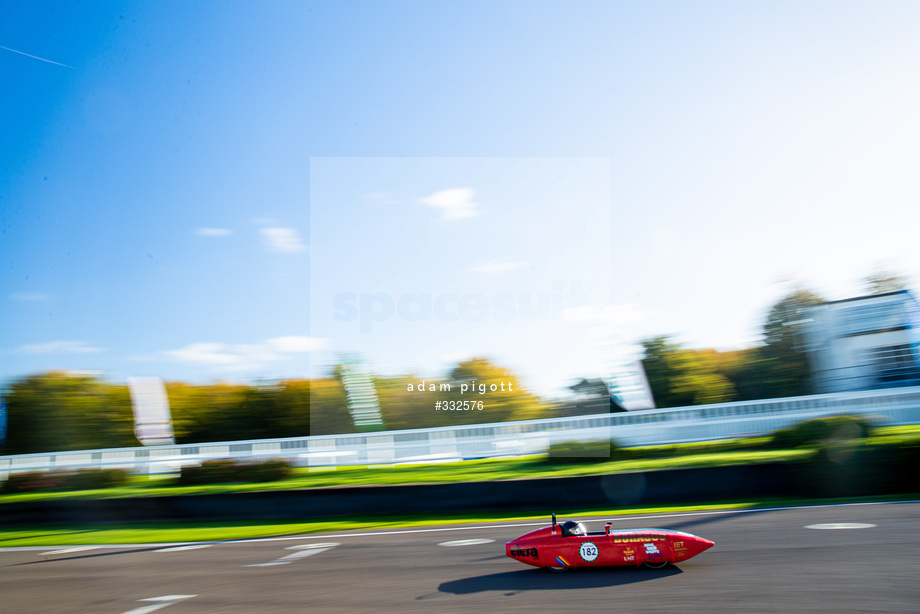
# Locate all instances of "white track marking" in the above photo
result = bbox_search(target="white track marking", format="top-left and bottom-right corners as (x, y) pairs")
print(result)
(245, 542), (340, 567)
(121, 594), (196, 614)
(40, 546), (99, 556)
(153, 545), (212, 552)
(285, 542), (341, 550)
(805, 523), (877, 530)
(1, 542), (209, 552)
(236, 523), (546, 543)
(2, 499), (915, 552)
(229, 499), (918, 543)
(438, 539), (495, 547)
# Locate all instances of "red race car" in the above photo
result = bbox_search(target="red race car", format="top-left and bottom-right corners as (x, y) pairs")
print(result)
(507, 514), (714, 572)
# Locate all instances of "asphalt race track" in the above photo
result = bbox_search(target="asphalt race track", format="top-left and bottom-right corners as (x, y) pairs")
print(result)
(2, 501), (918, 613)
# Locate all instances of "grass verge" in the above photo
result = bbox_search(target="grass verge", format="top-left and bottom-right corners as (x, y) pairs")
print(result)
(0, 449), (808, 504)
(2, 424), (916, 504)
(1, 494), (917, 547)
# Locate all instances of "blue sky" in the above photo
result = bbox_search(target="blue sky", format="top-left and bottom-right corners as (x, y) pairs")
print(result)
(310, 157), (612, 394)
(3, 1), (920, 395)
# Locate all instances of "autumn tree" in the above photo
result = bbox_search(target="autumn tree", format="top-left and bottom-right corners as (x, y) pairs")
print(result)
(640, 337), (736, 408)
(863, 271), (910, 295)
(668, 348), (736, 405)
(445, 357), (548, 423)
(373, 357), (550, 429)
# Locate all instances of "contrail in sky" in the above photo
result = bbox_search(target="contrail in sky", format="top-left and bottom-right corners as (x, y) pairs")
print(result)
(0, 44), (74, 68)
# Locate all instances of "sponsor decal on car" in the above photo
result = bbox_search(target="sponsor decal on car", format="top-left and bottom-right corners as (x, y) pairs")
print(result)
(579, 541), (599, 562)
(555, 556), (570, 567)
(510, 547), (539, 559)
(612, 533), (667, 544)
(643, 543), (660, 554)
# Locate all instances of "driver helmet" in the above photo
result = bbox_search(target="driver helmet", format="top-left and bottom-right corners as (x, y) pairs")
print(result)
(561, 520), (587, 537)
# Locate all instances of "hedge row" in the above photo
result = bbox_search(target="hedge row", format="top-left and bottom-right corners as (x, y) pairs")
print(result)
(545, 414), (876, 463)
(176, 459), (294, 485)
(2, 460), (296, 493)
(2, 469), (131, 494)
(766, 415), (874, 449)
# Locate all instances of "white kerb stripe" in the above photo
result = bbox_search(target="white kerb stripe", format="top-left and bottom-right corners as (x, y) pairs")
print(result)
(121, 595), (196, 614)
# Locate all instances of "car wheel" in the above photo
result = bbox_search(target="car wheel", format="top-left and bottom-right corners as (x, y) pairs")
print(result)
(643, 560), (670, 569)
(545, 566), (568, 573)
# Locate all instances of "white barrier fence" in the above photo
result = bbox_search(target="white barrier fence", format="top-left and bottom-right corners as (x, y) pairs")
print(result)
(2, 385), (920, 479)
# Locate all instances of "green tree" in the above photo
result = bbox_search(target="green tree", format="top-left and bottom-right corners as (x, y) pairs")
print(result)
(166, 381), (251, 443)
(757, 287), (824, 398)
(168, 380), (319, 442)
(308, 376), (355, 436)
(641, 336), (690, 407)
(568, 378), (621, 414)
(3, 372), (135, 454)
(712, 347), (771, 401)
(272, 379), (312, 437)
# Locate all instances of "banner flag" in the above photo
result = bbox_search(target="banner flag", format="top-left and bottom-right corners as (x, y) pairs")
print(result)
(127, 376), (175, 446)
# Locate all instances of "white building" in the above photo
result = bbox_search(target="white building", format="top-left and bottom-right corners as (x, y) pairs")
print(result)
(804, 290), (920, 394)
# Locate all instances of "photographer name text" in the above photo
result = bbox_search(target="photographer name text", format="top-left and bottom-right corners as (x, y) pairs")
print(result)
(407, 381), (513, 394)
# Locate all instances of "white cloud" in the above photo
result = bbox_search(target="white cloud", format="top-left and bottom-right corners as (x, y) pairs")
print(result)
(18, 340), (105, 354)
(467, 260), (527, 274)
(10, 291), (49, 301)
(196, 228), (232, 236)
(265, 336), (327, 353)
(164, 336), (326, 371)
(165, 343), (241, 366)
(260, 227), (306, 253)
(563, 304), (646, 326)
(419, 188), (479, 220)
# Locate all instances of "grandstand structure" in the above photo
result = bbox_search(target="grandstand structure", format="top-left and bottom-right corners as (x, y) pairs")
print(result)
(804, 290), (920, 393)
